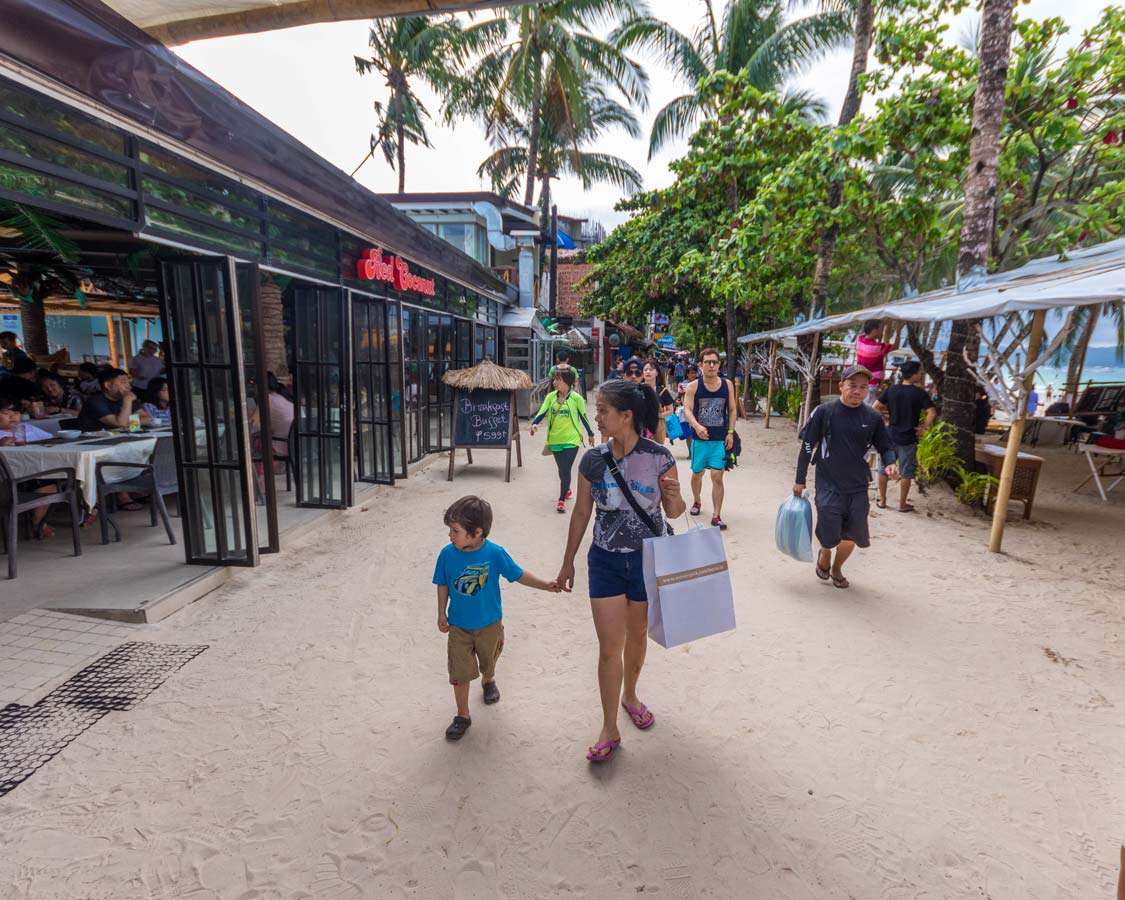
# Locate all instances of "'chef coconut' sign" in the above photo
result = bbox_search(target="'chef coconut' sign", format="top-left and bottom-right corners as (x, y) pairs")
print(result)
(356, 248), (436, 297)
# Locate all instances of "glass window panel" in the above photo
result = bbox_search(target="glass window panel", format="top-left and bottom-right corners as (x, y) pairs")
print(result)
(139, 144), (259, 214)
(168, 265), (200, 362)
(216, 468), (249, 561)
(300, 432), (320, 503)
(0, 161), (133, 219)
(323, 438), (343, 502)
(325, 366), (342, 435)
(0, 122), (131, 186)
(145, 206), (261, 256)
(357, 367), (373, 420)
(354, 302), (370, 362)
(359, 424), (374, 479)
(198, 266), (230, 364)
(322, 292), (341, 363)
(298, 363), (320, 432)
(297, 295), (318, 362)
(372, 301), (387, 362)
(0, 82), (126, 155)
(142, 176), (259, 232)
(371, 366), (387, 421)
(207, 369), (239, 463)
(387, 303), (400, 360)
(177, 368), (209, 463)
(184, 468), (217, 557)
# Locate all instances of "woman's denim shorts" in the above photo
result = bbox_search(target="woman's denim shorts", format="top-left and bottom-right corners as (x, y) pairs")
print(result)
(588, 543), (649, 602)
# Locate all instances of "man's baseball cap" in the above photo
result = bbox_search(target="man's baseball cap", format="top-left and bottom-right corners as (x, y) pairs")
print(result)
(839, 364), (873, 382)
(622, 356), (644, 373)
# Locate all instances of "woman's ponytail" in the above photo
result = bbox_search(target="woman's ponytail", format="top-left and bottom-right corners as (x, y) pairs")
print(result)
(597, 379), (660, 437)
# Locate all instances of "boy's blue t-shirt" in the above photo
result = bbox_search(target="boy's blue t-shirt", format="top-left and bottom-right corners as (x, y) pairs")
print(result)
(432, 539), (523, 631)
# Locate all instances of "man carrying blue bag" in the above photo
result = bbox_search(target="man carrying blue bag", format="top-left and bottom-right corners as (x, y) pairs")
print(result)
(775, 491), (814, 563)
(794, 365), (898, 589)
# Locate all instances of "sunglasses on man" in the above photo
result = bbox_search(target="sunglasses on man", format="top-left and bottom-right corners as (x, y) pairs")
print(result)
(623, 368), (642, 377)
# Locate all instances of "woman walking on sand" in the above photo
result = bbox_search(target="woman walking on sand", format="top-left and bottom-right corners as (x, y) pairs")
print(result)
(530, 368), (596, 513)
(556, 380), (686, 762)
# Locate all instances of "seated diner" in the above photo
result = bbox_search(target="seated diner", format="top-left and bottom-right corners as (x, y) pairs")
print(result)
(36, 371), (82, 415)
(77, 367), (153, 433)
(0, 398), (58, 539)
(0, 358), (41, 407)
(141, 377), (172, 426)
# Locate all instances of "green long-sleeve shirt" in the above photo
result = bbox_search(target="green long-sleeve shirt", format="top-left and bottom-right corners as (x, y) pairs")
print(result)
(532, 389), (594, 449)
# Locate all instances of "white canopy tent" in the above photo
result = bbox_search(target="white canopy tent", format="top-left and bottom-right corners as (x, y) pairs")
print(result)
(742, 236), (1125, 554)
(739, 237), (1125, 345)
(104, 0), (538, 44)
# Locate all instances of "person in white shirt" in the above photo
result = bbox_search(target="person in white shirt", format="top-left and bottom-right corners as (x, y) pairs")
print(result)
(0, 399), (58, 539)
(128, 340), (165, 390)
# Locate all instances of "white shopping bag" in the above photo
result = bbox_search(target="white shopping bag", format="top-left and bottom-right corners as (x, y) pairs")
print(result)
(643, 525), (736, 648)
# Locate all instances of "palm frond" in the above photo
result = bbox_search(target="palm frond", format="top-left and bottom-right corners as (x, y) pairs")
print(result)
(648, 93), (702, 159)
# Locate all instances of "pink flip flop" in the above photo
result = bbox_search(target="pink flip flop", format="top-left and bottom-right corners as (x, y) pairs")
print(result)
(586, 738), (621, 762)
(622, 702), (655, 730)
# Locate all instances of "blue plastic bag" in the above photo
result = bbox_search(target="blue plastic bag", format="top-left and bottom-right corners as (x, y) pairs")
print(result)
(775, 492), (814, 562)
(664, 414), (684, 442)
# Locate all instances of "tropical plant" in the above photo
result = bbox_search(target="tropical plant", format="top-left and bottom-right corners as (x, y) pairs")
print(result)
(476, 74), (644, 202)
(447, 0), (649, 206)
(955, 470), (999, 508)
(914, 421), (960, 485)
(354, 16), (484, 193)
(613, 0), (851, 159)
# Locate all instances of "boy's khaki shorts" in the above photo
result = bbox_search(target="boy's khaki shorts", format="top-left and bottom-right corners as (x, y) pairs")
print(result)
(447, 620), (504, 685)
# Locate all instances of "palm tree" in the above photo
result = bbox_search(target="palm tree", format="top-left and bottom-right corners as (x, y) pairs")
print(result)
(477, 74), (644, 204)
(354, 16), (482, 193)
(446, 0), (649, 207)
(613, 0), (852, 159)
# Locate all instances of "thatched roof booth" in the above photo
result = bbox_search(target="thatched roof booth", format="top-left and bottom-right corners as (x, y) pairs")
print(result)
(442, 359), (532, 392)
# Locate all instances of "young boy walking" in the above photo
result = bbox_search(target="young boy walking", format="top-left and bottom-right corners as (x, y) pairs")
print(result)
(434, 495), (559, 741)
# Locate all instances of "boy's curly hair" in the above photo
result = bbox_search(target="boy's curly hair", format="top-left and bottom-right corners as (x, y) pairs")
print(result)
(443, 495), (492, 539)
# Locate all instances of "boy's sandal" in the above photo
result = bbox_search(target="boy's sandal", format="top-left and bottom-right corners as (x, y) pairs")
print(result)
(830, 573), (850, 589)
(482, 681), (500, 705)
(32, 522), (55, 541)
(622, 702), (654, 730)
(445, 716), (472, 741)
(815, 561), (831, 581)
(586, 738), (621, 763)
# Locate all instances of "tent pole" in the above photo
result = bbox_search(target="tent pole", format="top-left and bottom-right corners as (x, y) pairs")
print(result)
(764, 341), (777, 429)
(988, 309), (1047, 553)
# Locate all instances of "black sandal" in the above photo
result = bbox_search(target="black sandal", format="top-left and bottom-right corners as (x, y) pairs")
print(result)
(445, 716), (471, 741)
(482, 681), (500, 705)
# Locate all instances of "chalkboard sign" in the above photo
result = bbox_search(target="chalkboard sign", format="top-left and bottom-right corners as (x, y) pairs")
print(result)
(447, 388), (523, 482)
(454, 389), (513, 447)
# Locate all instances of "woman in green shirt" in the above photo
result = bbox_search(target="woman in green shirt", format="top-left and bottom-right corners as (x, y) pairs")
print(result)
(530, 368), (596, 513)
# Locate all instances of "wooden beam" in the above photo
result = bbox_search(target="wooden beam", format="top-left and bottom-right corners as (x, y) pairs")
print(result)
(146, 0), (541, 45)
(105, 314), (119, 368)
(988, 308), (1047, 553)
(764, 341), (777, 429)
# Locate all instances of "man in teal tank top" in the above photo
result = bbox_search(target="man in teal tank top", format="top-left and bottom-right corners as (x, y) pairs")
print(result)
(681, 347), (737, 529)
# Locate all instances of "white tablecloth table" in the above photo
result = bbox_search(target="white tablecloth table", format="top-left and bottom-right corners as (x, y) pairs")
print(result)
(0, 435), (158, 509)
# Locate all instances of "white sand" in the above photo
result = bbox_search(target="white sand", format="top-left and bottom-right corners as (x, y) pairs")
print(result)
(0, 420), (1121, 899)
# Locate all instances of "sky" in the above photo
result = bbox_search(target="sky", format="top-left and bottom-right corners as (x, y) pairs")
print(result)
(174, 0), (1117, 345)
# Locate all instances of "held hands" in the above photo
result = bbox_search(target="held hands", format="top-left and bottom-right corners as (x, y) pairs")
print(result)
(437, 615), (449, 634)
(556, 561), (575, 593)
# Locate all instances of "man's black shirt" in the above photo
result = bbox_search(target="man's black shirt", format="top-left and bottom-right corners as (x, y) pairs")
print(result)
(877, 383), (935, 446)
(796, 400), (895, 494)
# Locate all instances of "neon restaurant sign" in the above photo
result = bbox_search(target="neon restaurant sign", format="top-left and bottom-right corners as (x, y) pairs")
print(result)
(356, 248), (436, 297)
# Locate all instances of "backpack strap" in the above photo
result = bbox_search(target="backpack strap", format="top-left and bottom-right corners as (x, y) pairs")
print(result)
(601, 447), (663, 538)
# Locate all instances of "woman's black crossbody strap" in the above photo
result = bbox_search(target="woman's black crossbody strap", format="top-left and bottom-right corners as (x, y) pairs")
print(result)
(601, 449), (666, 537)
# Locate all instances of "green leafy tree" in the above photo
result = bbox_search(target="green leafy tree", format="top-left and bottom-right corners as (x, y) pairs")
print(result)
(447, 0), (649, 206)
(354, 16), (482, 193)
(613, 0), (851, 159)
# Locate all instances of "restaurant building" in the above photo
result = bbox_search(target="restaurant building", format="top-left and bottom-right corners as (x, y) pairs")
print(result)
(1, 0), (517, 573)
